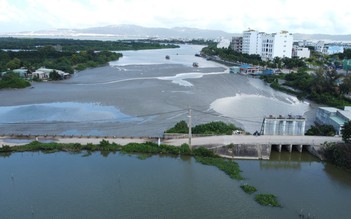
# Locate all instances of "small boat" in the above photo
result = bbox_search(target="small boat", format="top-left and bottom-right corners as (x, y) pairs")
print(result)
(193, 62), (199, 67)
(165, 55), (170, 60)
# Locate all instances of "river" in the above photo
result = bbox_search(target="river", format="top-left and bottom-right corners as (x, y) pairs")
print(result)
(1, 151), (350, 219)
(1, 45), (350, 218)
(0, 44), (316, 136)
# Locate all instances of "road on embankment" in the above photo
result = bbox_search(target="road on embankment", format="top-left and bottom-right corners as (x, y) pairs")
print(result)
(163, 135), (343, 147)
(0, 135), (343, 148)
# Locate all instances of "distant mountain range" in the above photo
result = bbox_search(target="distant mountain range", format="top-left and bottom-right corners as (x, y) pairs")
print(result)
(2, 24), (351, 42)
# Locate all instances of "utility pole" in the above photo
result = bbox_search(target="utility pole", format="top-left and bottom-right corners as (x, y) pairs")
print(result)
(188, 107), (192, 150)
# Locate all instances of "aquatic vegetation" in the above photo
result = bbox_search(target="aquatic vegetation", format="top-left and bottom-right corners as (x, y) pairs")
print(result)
(240, 184), (257, 194)
(137, 154), (153, 160)
(194, 156), (243, 180)
(255, 194), (281, 207)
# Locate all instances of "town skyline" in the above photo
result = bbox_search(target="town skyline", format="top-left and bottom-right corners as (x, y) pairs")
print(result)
(1, 0), (350, 35)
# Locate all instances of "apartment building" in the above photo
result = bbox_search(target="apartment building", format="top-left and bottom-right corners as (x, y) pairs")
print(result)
(229, 36), (243, 52)
(261, 31), (293, 61)
(292, 45), (310, 58)
(242, 29), (263, 55)
(240, 29), (293, 60)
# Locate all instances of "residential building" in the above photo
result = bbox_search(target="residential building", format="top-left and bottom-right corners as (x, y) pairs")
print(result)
(324, 45), (344, 55)
(33, 68), (70, 79)
(292, 45), (310, 58)
(229, 37), (243, 52)
(242, 29), (263, 55)
(261, 31), (293, 61)
(315, 107), (351, 135)
(315, 41), (324, 53)
(261, 115), (306, 136)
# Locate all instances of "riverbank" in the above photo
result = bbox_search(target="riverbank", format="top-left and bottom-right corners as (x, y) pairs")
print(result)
(1, 134), (342, 162)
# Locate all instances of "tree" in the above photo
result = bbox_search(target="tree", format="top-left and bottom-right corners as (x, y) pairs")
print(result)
(340, 75), (351, 95)
(49, 70), (62, 80)
(273, 57), (282, 68)
(6, 58), (21, 70)
(341, 121), (351, 143)
(165, 120), (188, 134)
(305, 123), (335, 136)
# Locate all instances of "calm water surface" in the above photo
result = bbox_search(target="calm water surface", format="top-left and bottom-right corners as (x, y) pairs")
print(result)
(1, 151), (351, 219)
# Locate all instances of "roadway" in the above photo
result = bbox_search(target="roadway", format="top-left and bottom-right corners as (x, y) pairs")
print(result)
(0, 135), (343, 148)
(164, 135), (343, 147)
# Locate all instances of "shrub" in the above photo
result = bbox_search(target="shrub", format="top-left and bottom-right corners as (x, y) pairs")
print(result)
(180, 143), (192, 155)
(192, 147), (217, 157)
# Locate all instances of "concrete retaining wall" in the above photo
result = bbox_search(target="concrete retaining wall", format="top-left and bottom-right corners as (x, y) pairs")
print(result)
(214, 144), (271, 160)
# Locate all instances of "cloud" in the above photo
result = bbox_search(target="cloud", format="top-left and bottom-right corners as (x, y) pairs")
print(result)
(0, 0), (350, 34)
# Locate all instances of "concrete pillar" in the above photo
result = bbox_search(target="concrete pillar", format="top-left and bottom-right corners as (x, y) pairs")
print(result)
(276, 144), (282, 152)
(292, 121), (296, 136)
(257, 144), (262, 159)
(288, 144), (292, 153)
(301, 120), (306, 135)
(297, 145), (303, 153)
(282, 121), (287, 135)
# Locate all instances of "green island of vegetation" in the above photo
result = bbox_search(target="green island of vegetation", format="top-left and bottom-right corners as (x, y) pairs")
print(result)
(255, 194), (281, 207)
(0, 37), (179, 89)
(240, 184), (257, 194)
(0, 139), (280, 207)
(165, 120), (243, 135)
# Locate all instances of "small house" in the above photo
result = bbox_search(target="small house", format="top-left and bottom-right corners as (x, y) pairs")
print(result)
(239, 64), (259, 74)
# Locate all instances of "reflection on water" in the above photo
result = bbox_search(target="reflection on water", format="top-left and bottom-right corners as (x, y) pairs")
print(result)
(323, 162), (351, 187)
(260, 151), (320, 170)
(110, 45), (222, 68)
(0, 102), (139, 124)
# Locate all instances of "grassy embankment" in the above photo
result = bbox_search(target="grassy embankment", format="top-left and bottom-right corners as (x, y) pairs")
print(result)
(0, 140), (280, 207)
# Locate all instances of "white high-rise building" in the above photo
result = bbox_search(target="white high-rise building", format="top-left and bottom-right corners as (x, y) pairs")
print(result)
(242, 29), (263, 55)
(261, 31), (293, 60)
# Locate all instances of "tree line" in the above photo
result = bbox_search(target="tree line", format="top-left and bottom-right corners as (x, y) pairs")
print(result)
(0, 46), (122, 74)
(165, 121), (243, 135)
(201, 45), (307, 68)
(261, 68), (351, 108)
(0, 37), (179, 52)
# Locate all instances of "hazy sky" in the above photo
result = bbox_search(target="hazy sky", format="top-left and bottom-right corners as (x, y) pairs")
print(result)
(1, 0), (350, 34)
